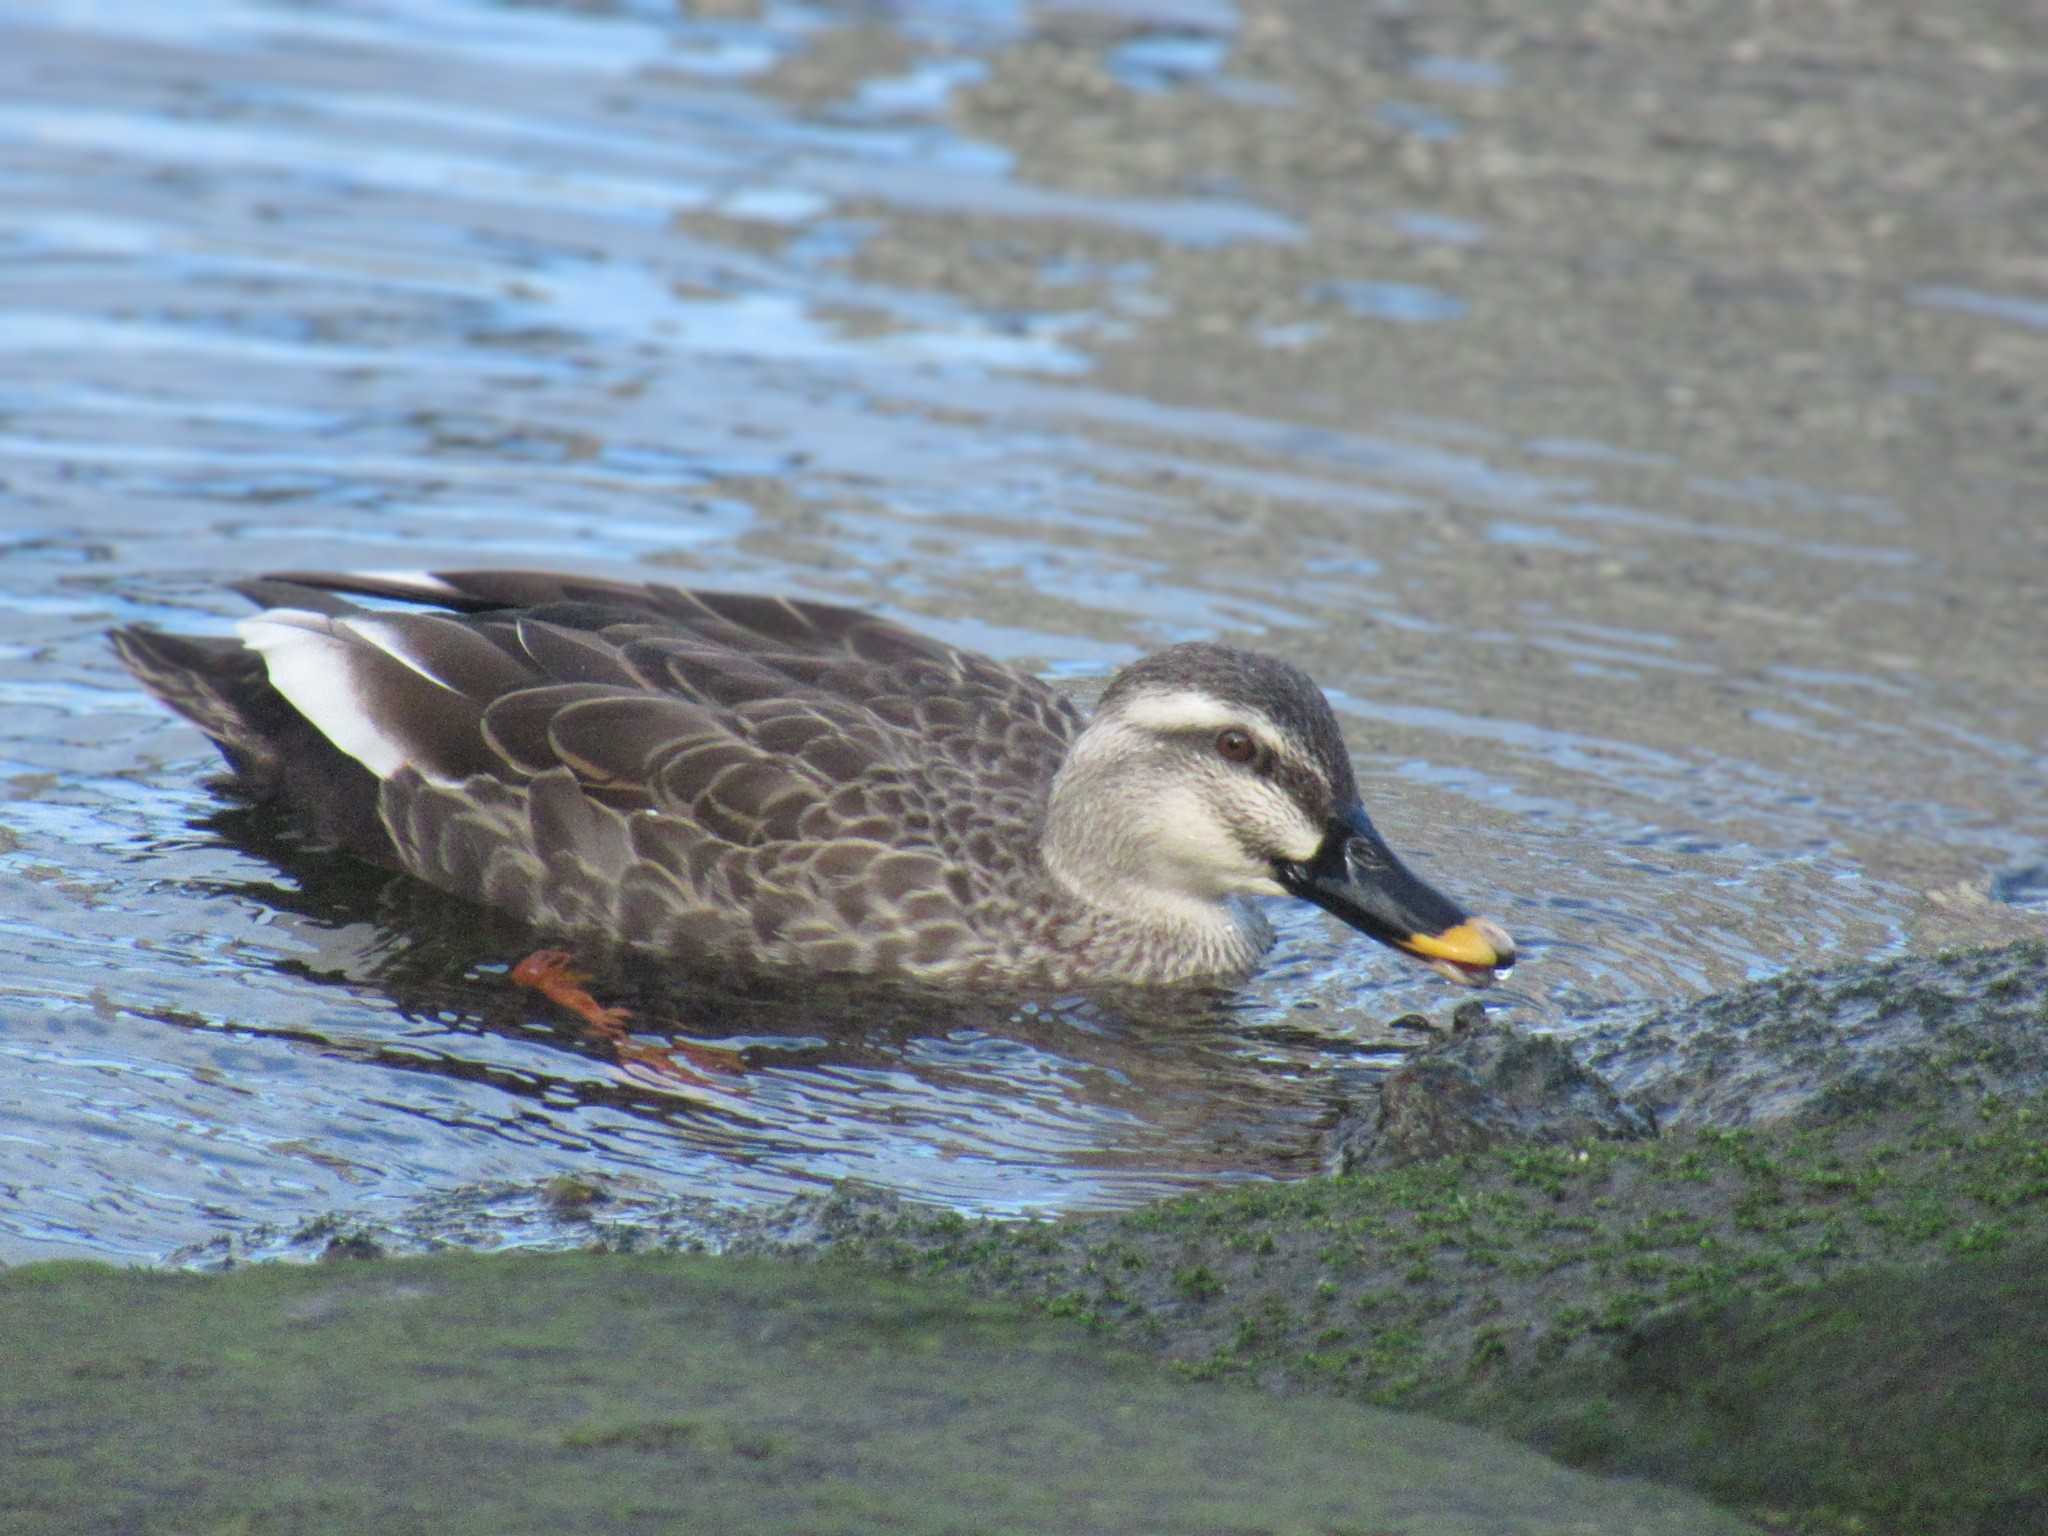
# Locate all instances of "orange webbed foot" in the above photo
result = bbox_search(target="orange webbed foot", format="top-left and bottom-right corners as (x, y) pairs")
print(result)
(510, 949), (634, 1031)
(509, 949), (749, 1088)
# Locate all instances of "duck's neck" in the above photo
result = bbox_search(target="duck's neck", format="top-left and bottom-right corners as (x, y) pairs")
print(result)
(1038, 733), (1270, 983)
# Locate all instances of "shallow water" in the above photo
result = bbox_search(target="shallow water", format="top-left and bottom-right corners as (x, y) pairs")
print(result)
(2, 0), (2042, 1263)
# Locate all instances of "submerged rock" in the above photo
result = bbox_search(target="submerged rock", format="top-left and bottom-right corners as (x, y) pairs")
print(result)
(1325, 937), (2048, 1172)
(1324, 938), (2048, 1173)
(1329, 1011), (1653, 1172)
(1580, 938), (2048, 1131)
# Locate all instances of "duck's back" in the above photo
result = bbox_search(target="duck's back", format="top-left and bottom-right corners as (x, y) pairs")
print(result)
(114, 571), (1085, 977)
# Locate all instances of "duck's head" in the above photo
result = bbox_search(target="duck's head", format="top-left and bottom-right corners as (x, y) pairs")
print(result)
(1044, 643), (1514, 986)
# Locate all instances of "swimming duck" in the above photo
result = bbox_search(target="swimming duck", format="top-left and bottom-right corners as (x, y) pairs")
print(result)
(112, 570), (1514, 990)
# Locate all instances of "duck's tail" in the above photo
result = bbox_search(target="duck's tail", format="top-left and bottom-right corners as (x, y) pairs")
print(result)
(109, 625), (289, 790)
(110, 621), (393, 857)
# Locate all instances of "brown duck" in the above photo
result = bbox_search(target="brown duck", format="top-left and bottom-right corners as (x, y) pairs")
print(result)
(111, 570), (1514, 989)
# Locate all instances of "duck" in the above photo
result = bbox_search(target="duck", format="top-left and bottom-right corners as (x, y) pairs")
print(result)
(111, 569), (1514, 990)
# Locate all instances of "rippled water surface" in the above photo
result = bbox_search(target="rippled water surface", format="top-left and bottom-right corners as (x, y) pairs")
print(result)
(3, 0), (2043, 1262)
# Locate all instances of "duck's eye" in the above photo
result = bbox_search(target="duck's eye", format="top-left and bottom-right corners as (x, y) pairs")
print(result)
(1214, 728), (1258, 766)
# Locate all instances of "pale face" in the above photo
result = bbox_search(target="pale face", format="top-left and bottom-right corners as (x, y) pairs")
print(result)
(1045, 650), (1514, 985)
(1081, 688), (1332, 900)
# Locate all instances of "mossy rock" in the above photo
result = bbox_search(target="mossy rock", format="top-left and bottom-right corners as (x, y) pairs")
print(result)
(1446, 1240), (2048, 1534)
(0, 1251), (1756, 1536)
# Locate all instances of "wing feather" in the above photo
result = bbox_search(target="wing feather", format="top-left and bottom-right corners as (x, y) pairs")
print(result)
(513, 617), (644, 687)
(479, 685), (643, 777)
(547, 694), (715, 788)
(137, 568), (1095, 969)
(237, 612), (497, 783)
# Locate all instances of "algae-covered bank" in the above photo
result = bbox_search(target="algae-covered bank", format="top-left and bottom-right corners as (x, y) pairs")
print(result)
(6, 942), (2043, 1535)
(771, 939), (2048, 1535)
(0, 1251), (1758, 1536)
(810, 1100), (2047, 1536)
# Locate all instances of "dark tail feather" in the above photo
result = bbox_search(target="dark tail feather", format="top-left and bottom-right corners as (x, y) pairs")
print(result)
(109, 626), (289, 789)
(109, 626), (395, 860)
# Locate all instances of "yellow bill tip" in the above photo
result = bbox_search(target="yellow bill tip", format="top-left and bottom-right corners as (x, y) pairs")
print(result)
(1400, 916), (1515, 970)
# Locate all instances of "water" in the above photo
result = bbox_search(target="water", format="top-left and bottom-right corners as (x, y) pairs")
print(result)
(2, 0), (2042, 1264)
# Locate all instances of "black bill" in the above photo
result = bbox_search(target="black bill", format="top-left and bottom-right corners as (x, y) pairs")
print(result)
(1275, 805), (1515, 987)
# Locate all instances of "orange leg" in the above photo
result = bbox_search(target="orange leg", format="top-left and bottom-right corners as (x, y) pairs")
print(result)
(510, 950), (748, 1086)
(511, 949), (633, 1031)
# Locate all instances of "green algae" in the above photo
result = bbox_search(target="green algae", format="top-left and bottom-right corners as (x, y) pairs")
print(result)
(1582, 939), (2048, 1130)
(819, 1086), (2048, 1534)
(1473, 1242), (2048, 1535)
(11, 956), (2040, 1535)
(0, 1250), (1757, 1536)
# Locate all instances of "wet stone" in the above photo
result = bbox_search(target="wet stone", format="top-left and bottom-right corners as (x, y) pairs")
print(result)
(1581, 938), (2048, 1132)
(1327, 1016), (1653, 1173)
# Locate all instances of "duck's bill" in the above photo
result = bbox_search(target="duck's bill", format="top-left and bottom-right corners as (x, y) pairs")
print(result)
(1276, 807), (1515, 988)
